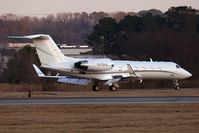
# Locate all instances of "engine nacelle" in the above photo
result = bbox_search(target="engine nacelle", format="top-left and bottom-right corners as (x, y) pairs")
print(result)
(74, 59), (114, 71)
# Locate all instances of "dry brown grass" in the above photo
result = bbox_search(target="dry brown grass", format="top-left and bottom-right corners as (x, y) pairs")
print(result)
(0, 104), (199, 133)
(0, 84), (42, 92)
(0, 88), (199, 98)
(1, 79), (199, 93)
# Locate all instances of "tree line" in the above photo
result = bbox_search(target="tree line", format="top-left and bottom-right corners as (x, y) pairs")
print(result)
(0, 10), (163, 44)
(0, 11), (140, 45)
(87, 6), (199, 79)
(0, 12), (110, 45)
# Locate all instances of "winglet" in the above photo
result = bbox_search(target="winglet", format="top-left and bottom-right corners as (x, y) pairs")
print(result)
(127, 64), (141, 78)
(32, 64), (45, 77)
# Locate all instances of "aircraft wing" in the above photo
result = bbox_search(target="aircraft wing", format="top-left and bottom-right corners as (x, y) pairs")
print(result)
(33, 64), (90, 85)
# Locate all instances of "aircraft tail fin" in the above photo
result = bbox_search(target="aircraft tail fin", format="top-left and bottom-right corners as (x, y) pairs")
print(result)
(9, 34), (70, 65)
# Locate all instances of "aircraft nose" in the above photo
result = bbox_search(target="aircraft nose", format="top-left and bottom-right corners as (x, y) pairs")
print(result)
(183, 70), (192, 78)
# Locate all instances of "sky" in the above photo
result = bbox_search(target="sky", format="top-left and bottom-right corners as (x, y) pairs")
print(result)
(0, 0), (199, 16)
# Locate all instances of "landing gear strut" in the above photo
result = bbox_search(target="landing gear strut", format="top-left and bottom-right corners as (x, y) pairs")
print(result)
(92, 80), (100, 91)
(173, 79), (180, 90)
(109, 85), (117, 91)
(109, 83), (119, 91)
(92, 85), (100, 91)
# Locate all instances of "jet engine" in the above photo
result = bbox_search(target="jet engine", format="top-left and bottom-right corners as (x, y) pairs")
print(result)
(74, 59), (114, 71)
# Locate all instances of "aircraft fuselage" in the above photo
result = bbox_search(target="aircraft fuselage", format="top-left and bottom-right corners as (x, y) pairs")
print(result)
(41, 60), (192, 81)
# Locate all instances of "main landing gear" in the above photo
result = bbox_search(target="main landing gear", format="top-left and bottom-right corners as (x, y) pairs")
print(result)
(173, 79), (180, 90)
(109, 85), (117, 91)
(92, 80), (118, 91)
(92, 85), (100, 91)
(92, 81), (100, 91)
(92, 84), (118, 91)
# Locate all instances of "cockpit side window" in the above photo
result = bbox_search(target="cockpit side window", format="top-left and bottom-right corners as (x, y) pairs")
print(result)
(176, 65), (181, 68)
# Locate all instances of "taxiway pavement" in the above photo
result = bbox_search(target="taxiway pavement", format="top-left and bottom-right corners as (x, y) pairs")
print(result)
(0, 96), (199, 105)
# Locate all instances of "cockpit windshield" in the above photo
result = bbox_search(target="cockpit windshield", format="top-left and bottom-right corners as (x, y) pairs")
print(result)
(176, 65), (181, 68)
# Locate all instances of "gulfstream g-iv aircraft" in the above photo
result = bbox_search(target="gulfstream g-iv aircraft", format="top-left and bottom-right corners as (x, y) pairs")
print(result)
(9, 34), (192, 91)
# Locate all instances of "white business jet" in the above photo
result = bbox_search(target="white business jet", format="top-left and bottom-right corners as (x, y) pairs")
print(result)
(9, 34), (192, 91)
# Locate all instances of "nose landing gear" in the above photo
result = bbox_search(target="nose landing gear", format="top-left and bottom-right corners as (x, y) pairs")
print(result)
(173, 79), (180, 90)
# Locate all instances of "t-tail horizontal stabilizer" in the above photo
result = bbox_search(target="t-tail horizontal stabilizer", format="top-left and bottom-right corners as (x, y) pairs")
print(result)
(32, 64), (90, 85)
